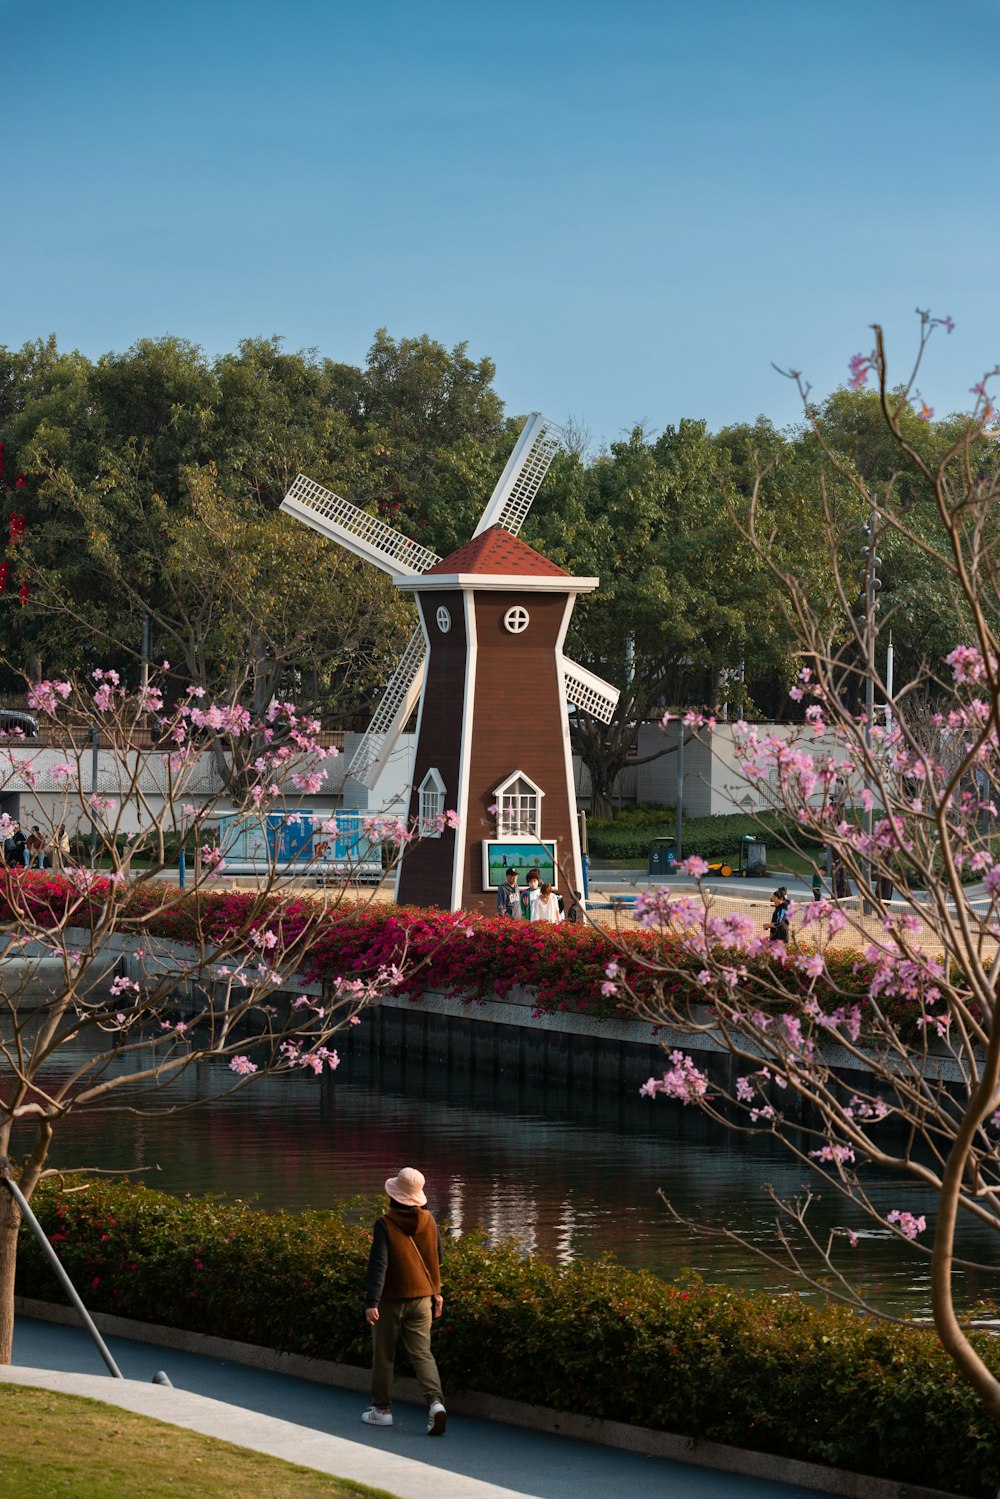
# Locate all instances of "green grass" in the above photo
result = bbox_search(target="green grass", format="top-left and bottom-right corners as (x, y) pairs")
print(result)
(0, 1386), (399, 1499)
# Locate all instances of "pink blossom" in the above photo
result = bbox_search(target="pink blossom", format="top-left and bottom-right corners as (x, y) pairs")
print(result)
(946, 645), (988, 685)
(229, 1056), (258, 1076)
(887, 1209), (927, 1240)
(27, 680), (72, 715)
(680, 855), (709, 879)
(291, 771), (327, 795)
(809, 1144), (855, 1165)
(640, 1050), (709, 1104)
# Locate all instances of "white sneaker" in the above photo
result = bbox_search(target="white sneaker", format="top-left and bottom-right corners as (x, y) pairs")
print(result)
(427, 1400), (447, 1436)
(361, 1407), (393, 1427)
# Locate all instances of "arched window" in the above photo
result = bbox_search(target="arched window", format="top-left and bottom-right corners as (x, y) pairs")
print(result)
(493, 770), (544, 838)
(418, 768), (447, 836)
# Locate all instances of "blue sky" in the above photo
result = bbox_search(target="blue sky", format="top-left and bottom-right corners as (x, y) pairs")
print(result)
(4, 0), (998, 443)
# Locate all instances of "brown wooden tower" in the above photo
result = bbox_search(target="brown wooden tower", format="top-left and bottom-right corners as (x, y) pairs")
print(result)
(280, 415), (619, 912)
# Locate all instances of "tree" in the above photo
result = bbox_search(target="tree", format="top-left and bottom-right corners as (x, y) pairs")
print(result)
(0, 667), (426, 1365)
(0, 331), (512, 717)
(614, 312), (1000, 1422)
(530, 421), (823, 816)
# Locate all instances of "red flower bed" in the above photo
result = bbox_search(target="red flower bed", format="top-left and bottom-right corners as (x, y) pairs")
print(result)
(0, 869), (923, 1027)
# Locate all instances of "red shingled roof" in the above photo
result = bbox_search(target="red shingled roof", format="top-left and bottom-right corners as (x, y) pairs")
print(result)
(424, 526), (569, 578)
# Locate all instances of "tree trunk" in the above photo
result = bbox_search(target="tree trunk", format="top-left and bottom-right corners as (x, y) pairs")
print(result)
(0, 1179), (20, 1364)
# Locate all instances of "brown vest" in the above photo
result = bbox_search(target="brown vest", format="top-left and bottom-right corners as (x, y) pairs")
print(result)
(380, 1207), (441, 1298)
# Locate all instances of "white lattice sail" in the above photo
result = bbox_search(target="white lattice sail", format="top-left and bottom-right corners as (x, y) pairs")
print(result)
(281, 475), (440, 577)
(348, 629), (427, 789)
(562, 660), (620, 724)
(473, 414), (563, 539)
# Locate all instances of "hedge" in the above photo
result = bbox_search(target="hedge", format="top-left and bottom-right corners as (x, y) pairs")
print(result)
(15, 1181), (1000, 1497)
(588, 810), (823, 862)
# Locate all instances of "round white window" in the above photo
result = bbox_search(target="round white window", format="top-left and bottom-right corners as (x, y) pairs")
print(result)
(504, 606), (530, 635)
(436, 606), (451, 634)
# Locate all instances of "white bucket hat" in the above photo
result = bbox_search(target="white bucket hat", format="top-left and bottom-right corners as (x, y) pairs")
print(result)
(384, 1167), (427, 1207)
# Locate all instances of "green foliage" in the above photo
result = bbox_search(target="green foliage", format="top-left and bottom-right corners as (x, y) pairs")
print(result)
(18, 1181), (1000, 1497)
(0, 330), (503, 713)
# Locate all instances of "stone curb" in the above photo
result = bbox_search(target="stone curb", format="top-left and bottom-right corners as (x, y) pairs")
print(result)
(16, 1298), (970, 1499)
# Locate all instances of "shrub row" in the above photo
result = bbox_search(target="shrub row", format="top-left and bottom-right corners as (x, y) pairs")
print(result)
(16, 1180), (1000, 1497)
(587, 811), (822, 862)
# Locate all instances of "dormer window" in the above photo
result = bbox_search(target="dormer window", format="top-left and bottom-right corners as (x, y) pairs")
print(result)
(418, 767), (447, 836)
(494, 770), (544, 838)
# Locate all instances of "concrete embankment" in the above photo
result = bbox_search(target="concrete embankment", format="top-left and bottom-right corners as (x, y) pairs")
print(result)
(4, 928), (962, 1106)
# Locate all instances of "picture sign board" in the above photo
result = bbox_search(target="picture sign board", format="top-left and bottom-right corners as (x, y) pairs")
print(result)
(482, 840), (558, 890)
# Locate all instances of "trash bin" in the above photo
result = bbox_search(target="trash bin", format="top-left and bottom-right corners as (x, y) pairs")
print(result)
(649, 836), (677, 876)
(738, 835), (766, 877)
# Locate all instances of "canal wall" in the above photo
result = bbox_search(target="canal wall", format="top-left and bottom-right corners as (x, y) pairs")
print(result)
(5, 929), (965, 1111)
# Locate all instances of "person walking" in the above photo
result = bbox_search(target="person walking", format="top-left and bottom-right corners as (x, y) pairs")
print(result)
(362, 1167), (447, 1436)
(769, 886), (790, 944)
(497, 865), (521, 918)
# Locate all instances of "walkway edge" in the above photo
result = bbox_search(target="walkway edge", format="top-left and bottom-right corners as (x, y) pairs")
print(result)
(15, 1297), (970, 1499)
(0, 1363), (519, 1499)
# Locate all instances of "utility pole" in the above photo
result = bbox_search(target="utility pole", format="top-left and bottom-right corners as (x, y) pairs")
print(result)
(675, 724), (684, 861)
(859, 504), (881, 913)
(140, 611), (152, 692)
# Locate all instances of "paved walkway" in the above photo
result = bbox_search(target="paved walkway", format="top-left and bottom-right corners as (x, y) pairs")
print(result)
(12, 1315), (833, 1499)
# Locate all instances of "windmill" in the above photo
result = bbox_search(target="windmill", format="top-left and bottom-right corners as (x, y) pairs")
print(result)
(281, 415), (619, 912)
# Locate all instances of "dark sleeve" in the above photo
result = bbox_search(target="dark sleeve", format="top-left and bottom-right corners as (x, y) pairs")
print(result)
(366, 1219), (389, 1308)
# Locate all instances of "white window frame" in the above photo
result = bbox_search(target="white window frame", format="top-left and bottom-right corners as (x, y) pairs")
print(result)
(418, 767), (447, 836)
(493, 769), (544, 839)
(503, 605), (530, 635)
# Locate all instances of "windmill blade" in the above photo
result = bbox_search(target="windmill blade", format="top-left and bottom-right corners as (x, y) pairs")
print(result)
(282, 475), (440, 577)
(472, 413), (563, 539)
(347, 630), (427, 789)
(562, 658), (620, 725)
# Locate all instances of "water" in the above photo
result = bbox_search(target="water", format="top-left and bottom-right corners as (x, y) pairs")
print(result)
(15, 1036), (1000, 1318)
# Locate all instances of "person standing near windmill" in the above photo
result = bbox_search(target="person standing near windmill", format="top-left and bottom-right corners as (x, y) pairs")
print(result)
(497, 865), (521, 918)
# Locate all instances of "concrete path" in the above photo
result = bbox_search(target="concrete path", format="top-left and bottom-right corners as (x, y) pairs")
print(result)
(12, 1315), (831, 1499)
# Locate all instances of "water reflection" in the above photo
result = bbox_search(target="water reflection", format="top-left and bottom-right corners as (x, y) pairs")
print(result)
(13, 1035), (1000, 1317)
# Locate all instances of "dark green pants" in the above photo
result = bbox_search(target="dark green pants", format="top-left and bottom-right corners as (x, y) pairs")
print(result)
(371, 1296), (444, 1407)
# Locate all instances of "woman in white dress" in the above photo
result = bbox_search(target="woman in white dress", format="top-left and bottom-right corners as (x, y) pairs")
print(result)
(535, 882), (562, 923)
